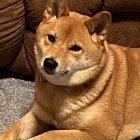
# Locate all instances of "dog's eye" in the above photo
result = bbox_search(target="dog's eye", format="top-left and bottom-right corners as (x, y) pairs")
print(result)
(48, 34), (56, 43)
(69, 45), (82, 52)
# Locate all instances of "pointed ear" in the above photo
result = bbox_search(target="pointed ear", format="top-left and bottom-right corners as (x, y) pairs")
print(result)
(43, 0), (69, 22)
(85, 11), (111, 44)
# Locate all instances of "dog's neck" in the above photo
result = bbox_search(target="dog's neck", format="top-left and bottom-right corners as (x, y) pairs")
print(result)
(40, 42), (114, 119)
(60, 43), (114, 118)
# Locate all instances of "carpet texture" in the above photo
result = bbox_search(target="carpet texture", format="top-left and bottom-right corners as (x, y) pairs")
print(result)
(0, 68), (34, 132)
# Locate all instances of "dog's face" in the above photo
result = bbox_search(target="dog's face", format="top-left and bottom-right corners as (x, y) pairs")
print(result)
(35, 0), (111, 86)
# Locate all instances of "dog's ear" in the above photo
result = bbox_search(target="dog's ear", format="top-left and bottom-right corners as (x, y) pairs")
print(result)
(44, 0), (69, 21)
(85, 11), (111, 44)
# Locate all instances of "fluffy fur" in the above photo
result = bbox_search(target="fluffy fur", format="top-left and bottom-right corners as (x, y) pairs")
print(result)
(0, 0), (140, 140)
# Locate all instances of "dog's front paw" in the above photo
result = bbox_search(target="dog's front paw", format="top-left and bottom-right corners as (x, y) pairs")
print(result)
(0, 132), (29, 140)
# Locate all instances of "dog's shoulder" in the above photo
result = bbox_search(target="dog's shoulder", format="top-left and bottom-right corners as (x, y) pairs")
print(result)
(108, 44), (140, 61)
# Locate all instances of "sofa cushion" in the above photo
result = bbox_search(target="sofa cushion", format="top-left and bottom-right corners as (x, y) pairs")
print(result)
(0, 0), (24, 66)
(67, 0), (103, 16)
(108, 13), (140, 48)
(24, 0), (45, 32)
(104, 0), (140, 13)
(10, 30), (36, 76)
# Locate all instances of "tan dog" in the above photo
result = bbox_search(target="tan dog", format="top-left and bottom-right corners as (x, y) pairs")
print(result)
(0, 0), (140, 140)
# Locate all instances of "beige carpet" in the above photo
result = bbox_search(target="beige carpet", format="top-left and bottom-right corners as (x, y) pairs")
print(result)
(0, 68), (34, 132)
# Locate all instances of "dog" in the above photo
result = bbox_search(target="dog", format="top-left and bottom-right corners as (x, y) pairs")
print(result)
(0, 0), (140, 139)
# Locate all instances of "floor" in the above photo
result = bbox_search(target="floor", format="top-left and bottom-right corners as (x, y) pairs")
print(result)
(0, 67), (34, 132)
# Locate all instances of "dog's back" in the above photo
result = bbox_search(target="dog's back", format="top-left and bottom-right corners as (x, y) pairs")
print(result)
(108, 45), (140, 139)
(120, 47), (140, 139)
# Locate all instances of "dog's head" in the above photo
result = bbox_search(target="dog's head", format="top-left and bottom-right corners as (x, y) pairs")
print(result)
(35, 0), (111, 86)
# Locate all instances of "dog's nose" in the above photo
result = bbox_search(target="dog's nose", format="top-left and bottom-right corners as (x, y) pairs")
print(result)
(43, 58), (58, 74)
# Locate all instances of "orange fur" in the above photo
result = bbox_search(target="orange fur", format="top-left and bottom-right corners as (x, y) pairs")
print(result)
(0, 0), (140, 139)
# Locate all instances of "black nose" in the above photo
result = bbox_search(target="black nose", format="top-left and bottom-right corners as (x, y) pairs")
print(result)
(43, 58), (58, 74)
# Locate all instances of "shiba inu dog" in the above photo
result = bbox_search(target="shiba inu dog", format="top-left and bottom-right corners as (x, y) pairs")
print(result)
(0, 0), (140, 139)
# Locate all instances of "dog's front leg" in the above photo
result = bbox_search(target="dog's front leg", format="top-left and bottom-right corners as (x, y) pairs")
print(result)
(0, 111), (48, 140)
(28, 130), (92, 140)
